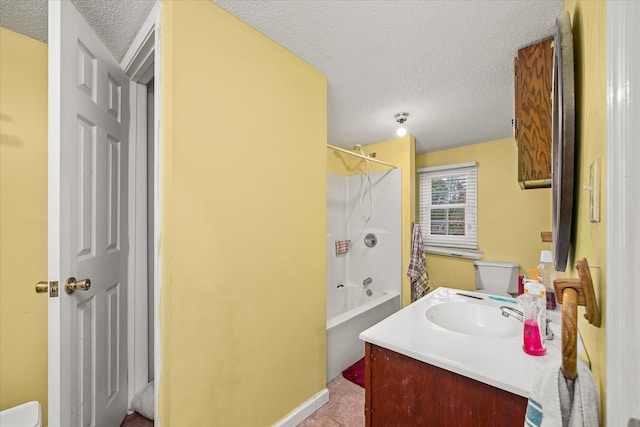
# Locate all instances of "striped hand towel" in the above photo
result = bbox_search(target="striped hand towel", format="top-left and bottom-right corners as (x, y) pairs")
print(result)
(335, 240), (350, 255)
(407, 224), (430, 300)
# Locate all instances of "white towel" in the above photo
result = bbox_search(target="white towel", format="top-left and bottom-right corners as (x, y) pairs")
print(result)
(407, 224), (429, 300)
(524, 359), (599, 427)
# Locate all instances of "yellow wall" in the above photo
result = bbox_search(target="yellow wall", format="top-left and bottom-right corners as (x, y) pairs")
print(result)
(0, 28), (48, 424)
(416, 138), (552, 290)
(563, 0), (607, 422)
(328, 136), (416, 306)
(160, 2), (327, 425)
(327, 146), (360, 174)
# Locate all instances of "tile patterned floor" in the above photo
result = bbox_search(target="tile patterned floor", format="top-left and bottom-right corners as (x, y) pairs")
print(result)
(297, 376), (365, 427)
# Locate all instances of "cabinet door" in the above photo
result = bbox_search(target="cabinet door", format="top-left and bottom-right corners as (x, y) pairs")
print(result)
(515, 37), (554, 189)
(365, 343), (527, 426)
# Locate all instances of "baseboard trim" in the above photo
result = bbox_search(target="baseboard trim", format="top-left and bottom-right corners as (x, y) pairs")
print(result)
(273, 388), (330, 427)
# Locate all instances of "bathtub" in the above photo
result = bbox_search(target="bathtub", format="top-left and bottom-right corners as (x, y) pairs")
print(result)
(326, 285), (401, 381)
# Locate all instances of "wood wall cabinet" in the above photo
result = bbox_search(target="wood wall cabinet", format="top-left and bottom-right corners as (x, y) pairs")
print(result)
(514, 37), (554, 189)
(364, 343), (527, 426)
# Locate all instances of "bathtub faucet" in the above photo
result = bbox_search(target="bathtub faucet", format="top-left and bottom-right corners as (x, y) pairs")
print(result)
(362, 277), (373, 287)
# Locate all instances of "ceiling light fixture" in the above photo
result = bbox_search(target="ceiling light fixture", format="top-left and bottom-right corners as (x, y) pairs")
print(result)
(395, 112), (409, 137)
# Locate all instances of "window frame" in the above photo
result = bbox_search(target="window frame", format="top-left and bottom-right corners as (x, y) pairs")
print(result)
(418, 162), (482, 258)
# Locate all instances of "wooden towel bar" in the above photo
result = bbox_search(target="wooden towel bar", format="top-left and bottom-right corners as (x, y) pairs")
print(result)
(553, 258), (600, 380)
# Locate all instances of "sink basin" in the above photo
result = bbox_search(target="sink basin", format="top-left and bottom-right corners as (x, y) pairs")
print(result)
(425, 302), (521, 338)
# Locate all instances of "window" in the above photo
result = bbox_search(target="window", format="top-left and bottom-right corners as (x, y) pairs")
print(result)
(418, 162), (479, 253)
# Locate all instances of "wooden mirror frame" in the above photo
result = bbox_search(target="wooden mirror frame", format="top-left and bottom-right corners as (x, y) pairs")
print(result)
(551, 11), (576, 272)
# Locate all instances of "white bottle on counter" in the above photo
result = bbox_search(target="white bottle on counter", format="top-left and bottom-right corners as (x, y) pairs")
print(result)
(538, 250), (556, 310)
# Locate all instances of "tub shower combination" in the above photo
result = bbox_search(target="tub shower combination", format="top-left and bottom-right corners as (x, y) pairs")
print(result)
(326, 282), (400, 381)
(326, 157), (402, 381)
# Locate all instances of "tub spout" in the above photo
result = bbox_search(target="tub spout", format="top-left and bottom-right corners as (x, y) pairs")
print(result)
(363, 277), (373, 287)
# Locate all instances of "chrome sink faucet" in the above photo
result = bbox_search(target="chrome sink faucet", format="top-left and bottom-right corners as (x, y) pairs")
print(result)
(499, 306), (554, 340)
(500, 306), (523, 322)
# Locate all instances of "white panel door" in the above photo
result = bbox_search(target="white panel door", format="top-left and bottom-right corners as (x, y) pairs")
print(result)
(48, 1), (129, 426)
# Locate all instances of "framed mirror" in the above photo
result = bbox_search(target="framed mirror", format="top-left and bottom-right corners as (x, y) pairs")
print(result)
(551, 11), (576, 272)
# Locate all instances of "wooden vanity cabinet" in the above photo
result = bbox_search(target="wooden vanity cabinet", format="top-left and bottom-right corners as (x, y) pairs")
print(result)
(514, 37), (554, 189)
(364, 343), (527, 426)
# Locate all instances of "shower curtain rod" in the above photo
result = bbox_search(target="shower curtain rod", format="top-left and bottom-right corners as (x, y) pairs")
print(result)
(327, 144), (397, 169)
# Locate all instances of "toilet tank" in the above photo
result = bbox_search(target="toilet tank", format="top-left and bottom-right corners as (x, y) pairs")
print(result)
(474, 260), (520, 294)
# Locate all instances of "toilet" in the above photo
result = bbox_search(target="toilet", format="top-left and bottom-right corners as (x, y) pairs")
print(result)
(0, 401), (41, 427)
(473, 260), (519, 296)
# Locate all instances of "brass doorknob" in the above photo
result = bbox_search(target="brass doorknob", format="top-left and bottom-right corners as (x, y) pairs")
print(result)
(65, 277), (91, 294)
(35, 281), (49, 294)
(35, 281), (59, 297)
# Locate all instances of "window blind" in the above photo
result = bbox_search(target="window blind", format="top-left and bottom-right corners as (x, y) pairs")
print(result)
(418, 163), (478, 249)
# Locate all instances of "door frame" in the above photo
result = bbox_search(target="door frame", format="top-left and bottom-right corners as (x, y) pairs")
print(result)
(606, 1), (640, 425)
(120, 3), (162, 422)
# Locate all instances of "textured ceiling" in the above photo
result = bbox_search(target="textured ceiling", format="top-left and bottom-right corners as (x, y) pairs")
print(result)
(0, 0), (155, 62)
(0, 0), (48, 43)
(0, 0), (563, 153)
(212, 0), (563, 153)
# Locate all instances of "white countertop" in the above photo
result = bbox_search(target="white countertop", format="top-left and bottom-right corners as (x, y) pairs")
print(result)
(359, 286), (563, 398)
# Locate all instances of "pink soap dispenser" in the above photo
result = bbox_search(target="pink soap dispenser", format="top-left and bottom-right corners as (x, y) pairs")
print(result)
(517, 279), (547, 356)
